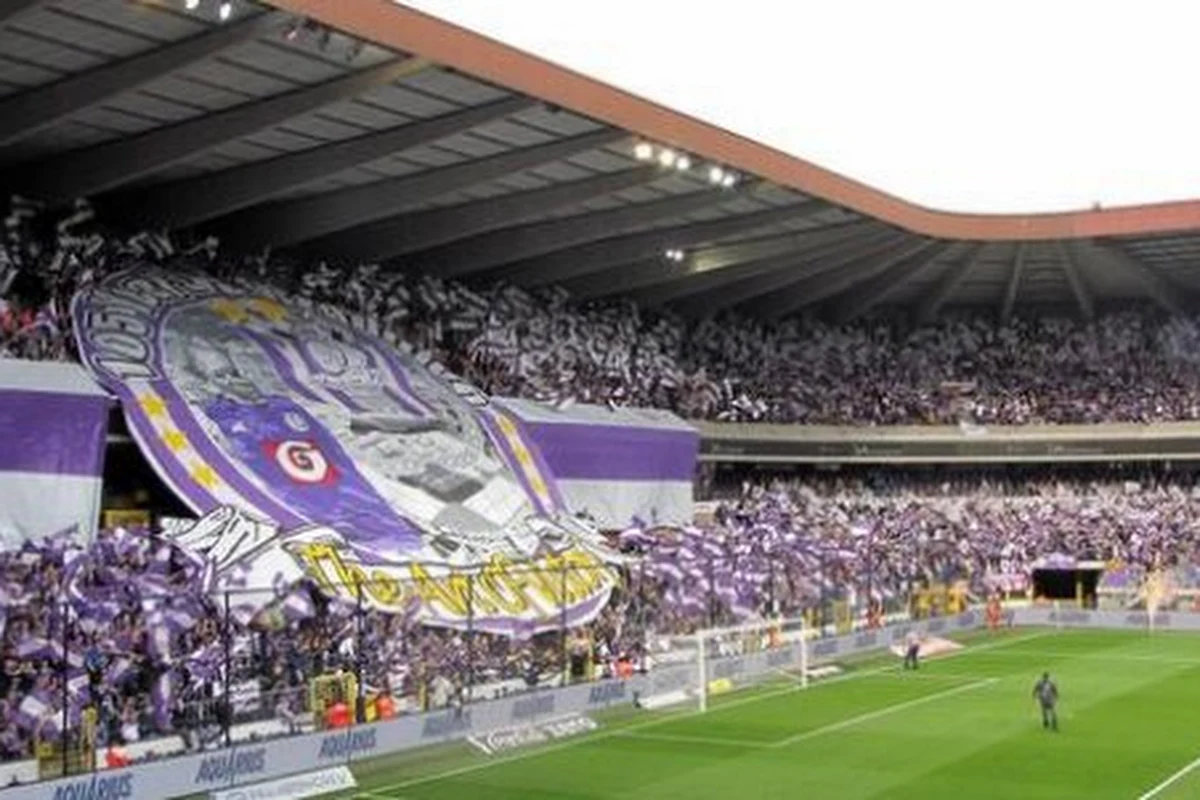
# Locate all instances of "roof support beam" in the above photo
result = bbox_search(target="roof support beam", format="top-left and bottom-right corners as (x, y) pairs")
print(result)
(418, 187), (725, 279)
(671, 231), (904, 316)
(571, 221), (868, 301)
(17, 57), (430, 203)
(830, 241), (958, 322)
(221, 127), (625, 250)
(306, 163), (656, 263)
(916, 242), (983, 322)
(999, 243), (1026, 324)
(0, 0), (42, 26)
(742, 236), (931, 318)
(1091, 240), (1185, 315)
(1057, 241), (1095, 321)
(499, 198), (821, 287)
(119, 96), (534, 229)
(0, 12), (281, 148)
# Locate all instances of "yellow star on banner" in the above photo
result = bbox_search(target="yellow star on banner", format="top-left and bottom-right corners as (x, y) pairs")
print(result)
(139, 393), (167, 417)
(496, 415), (517, 435)
(209, 298), (248, 324)
(191, 464), (220, 490)
(248, 298), (287, 323)
(514, 447), (533, 467)
(162, 429), (188, 452)
(529, 476), (548, 497)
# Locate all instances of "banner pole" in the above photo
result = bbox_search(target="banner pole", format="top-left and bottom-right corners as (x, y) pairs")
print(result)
(223, 590), (232, 748)
(61, 600), (69, 778)
(354, 578), (365, 724)
(800, 616), (809, 690)
(707, 557), (717, 628)
(560, 565), (569, 685)
(466, 574), (475, 702)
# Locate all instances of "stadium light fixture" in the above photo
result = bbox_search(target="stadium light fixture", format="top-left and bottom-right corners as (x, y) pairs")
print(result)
(634, 142), (654, 161)
(721, 172), (738, 188)
(676, 155), (691, 171)
(218, 1), (233, 22)
(184, 0), (200, 9)
(664, 248), (685, 262)
(708, 166), (725, 184)
(658, 148), (677, 168)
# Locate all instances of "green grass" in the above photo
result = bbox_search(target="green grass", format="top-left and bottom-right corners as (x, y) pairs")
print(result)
(333, 628), (1200, 799)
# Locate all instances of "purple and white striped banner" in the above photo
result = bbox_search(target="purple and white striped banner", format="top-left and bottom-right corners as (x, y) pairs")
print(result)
(72, 268), (618, 635)
(494, 398), (699, 529)
(0, 361), (108, 545)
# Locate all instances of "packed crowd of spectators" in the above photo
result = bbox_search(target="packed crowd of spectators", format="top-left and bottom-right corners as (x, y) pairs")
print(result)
(4, 465), (1199, 764)
(6, 201), (1200, 766)
(0, 523), (623, 765)
(8, 198), (1200, 425)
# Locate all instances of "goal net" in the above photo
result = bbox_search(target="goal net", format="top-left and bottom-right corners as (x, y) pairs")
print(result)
(648, 616), (811, 712)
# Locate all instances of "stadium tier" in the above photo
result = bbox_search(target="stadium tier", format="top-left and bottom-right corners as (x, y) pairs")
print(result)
(8, 202), (1200, 426)
(5, 0), (1200, 797)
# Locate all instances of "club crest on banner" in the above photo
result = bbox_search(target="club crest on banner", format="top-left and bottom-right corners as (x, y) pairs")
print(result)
(72, 268), (616, 634)
(267, 440), (338, 485)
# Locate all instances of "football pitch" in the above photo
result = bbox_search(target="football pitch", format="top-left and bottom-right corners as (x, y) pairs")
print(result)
(335, 628), (1200, 799)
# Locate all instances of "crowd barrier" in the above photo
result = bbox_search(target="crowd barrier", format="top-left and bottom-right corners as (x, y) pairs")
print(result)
(2, 610), (986, 800)
(1012, 606), (1200, 630)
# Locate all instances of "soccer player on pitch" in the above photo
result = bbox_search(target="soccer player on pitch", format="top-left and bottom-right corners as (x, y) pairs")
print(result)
(903, 632), (920, 670)
(1033, 672), (1059, 731)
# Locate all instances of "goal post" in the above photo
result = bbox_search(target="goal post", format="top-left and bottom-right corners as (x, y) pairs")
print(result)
(657, 616), (810, 713)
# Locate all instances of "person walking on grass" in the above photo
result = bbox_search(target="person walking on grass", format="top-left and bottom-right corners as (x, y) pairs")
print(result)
(1033, 672), (1058, 731)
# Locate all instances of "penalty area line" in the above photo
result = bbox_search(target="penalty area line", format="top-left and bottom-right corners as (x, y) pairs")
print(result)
(770, 677), (998, 748)
(359, 631), (1046, 797)
(619, 730), (771, 748)
(1137, 752), (1200, 799)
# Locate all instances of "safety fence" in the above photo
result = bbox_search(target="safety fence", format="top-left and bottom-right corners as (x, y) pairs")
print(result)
(1, 609), (988, 800)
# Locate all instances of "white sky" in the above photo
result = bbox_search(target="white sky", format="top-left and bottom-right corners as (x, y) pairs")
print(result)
(402, 0), (1200, 215)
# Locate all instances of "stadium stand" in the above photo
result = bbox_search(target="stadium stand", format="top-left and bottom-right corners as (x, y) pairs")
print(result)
(2, 456), (1200, 768)
(4, 2), (1200, 795)
(7, 200), (1200, 426)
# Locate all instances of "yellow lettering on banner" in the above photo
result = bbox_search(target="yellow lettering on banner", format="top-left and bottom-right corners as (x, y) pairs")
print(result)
(478, 556), (531, 615)
(289, 542), (340, 595)
(497, 560), (539, 609)
(289, 543), (407, 609)
(286, 543), (615, 622)
(536, 553), (568, 606)
(364, 570), (402, 606)
(409, 563), (480, 617)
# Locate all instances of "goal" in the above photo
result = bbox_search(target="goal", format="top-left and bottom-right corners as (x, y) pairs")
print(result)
(649, 616), (811, 712)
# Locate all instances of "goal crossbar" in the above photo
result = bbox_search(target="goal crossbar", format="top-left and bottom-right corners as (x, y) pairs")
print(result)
(660, 616), (811, 713)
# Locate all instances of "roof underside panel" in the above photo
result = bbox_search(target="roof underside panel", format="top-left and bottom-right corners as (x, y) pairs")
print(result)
(0, 0), (1194, 320)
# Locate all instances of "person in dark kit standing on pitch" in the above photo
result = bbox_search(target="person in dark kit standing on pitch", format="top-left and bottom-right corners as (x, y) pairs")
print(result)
(903, 632), (920, 670)
(1033, 672), (1059, 731)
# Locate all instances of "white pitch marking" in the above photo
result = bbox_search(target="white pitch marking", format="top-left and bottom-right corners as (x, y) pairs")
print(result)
(359, 631), (1047, 797)
(770, 677), (997, 748)
(619, 730), (770, 748)
(1137, 752), (1200, 799)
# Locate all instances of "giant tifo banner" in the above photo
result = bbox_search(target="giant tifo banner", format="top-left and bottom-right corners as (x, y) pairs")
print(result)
(493, 397), (699, 529)
(0, 360), (108, 546)
(72, 269), (618, 634)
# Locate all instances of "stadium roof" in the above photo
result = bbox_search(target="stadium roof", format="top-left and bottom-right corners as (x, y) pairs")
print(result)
(1, 0), (1198, 320)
